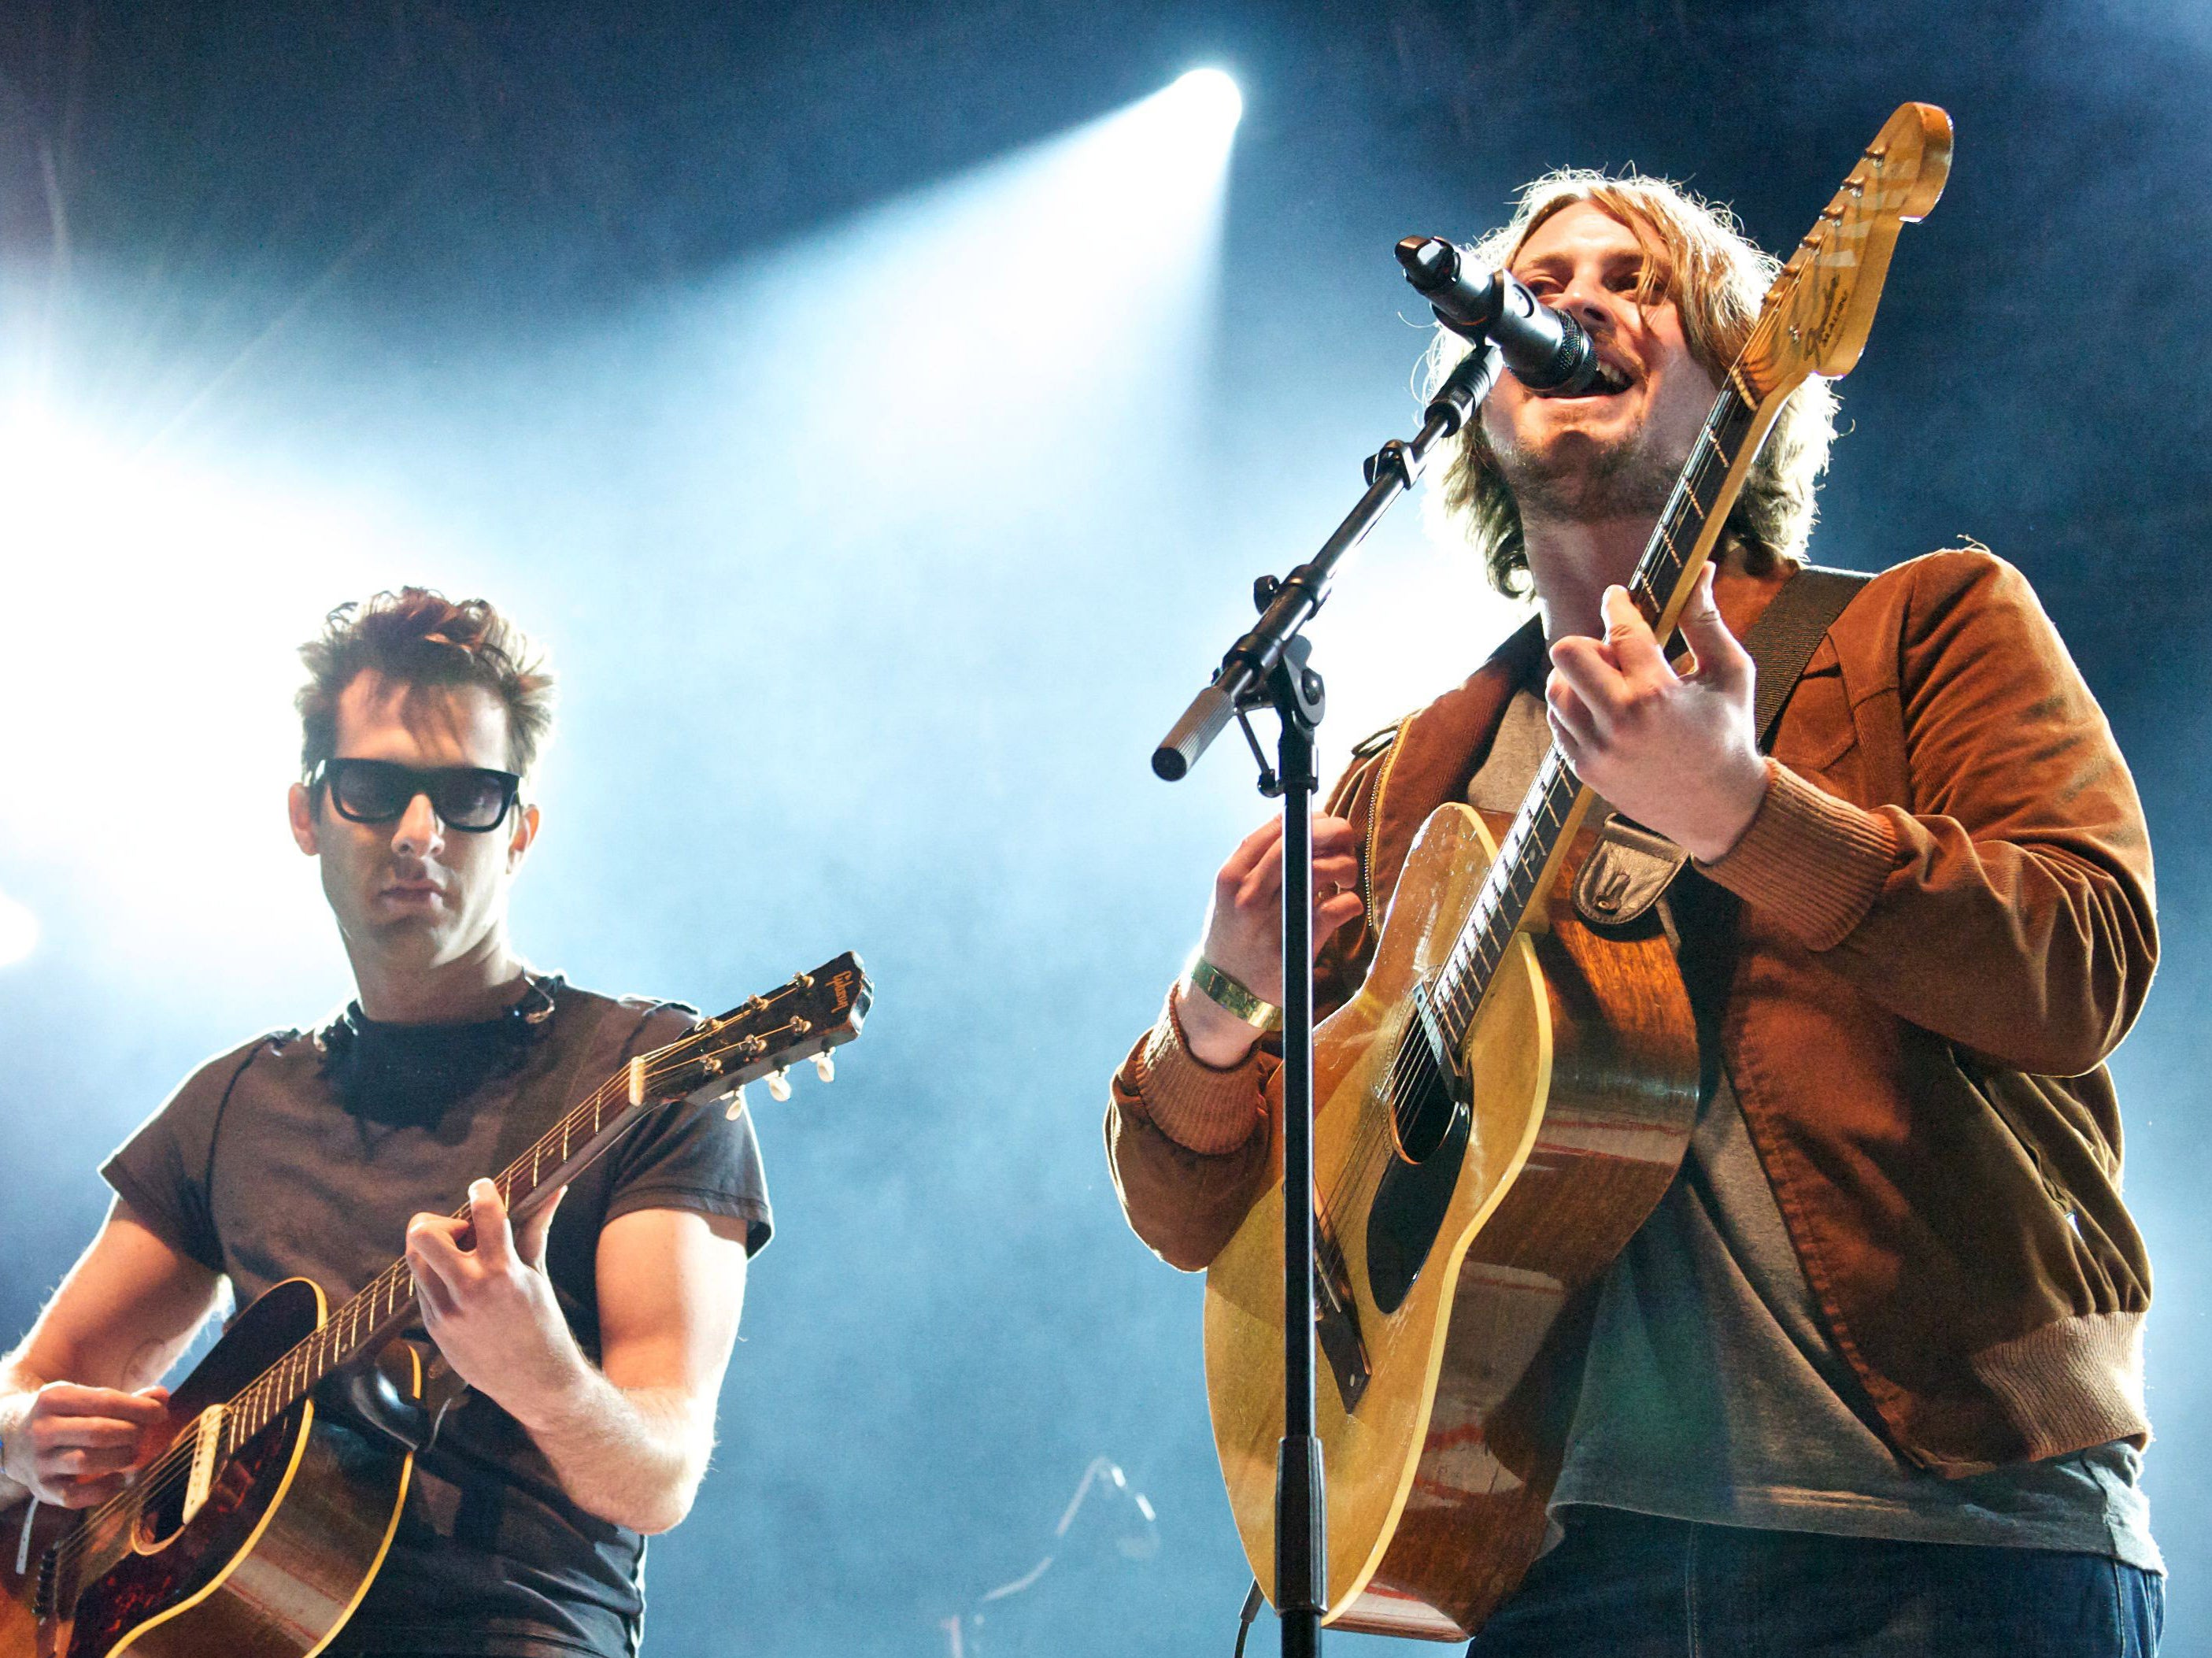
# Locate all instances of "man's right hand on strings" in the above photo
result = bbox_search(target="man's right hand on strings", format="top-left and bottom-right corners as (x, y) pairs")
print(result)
(1, 1382), (174, 1509)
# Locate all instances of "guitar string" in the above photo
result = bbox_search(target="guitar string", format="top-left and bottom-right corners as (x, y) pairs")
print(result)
(1319, 601), (1684, 1223)
(1319, 456), (1754, 1397)
(1317, 755), (1570, 1226)
(1314, 794), (1604, 1306)
(1314, 411), (1733, 1221)
(1321, 405), (1721, 1208)
(46, 1018), (821, 1573)
(1326, 531), (1703, 1378)
(1319, 743), (1565, 1217)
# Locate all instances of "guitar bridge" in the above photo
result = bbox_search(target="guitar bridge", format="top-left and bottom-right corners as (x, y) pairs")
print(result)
(32, 1530), (64, 1624)
(1313, 1223), (1371, 1410)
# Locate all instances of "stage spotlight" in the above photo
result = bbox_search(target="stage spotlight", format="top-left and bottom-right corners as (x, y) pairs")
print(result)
(1165, 68), (1244, 136)
(0, 889), (35, 969)
(666, 59), (1245, 522)
(1100, 67), (1242, 187)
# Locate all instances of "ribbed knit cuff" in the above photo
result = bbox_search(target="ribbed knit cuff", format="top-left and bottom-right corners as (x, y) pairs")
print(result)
(1697, 759), (1897, 951)
(1970, 1309), (2150, 1463)
(1130, 988), (1271, 1156)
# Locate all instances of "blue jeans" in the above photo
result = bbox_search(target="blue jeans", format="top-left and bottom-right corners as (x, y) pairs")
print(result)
(1466, 1508), (2163, 1657)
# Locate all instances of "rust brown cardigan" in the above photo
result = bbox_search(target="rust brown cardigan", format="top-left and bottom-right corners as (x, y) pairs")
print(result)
(1106, 549), (2158, 1476)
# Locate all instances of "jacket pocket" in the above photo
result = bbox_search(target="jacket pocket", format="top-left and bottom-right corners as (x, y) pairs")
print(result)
(1950, 1045), (2077, 1220)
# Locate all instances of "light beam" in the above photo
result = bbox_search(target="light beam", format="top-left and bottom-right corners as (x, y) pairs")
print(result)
(0, 889), (36, 968)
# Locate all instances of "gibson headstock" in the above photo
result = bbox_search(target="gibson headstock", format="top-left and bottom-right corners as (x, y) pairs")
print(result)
(1737, 102), (1952, 403)
(642, 952), (872, 1116)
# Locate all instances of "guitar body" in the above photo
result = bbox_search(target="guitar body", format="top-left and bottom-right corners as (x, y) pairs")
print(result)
(1203, 805), (1700, 1639)
(0, 1280), (414, 1658)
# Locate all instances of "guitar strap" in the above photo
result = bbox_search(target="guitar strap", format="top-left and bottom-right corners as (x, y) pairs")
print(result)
(1571, 563), (1874, 931)
(1744, 564), (1874, 748)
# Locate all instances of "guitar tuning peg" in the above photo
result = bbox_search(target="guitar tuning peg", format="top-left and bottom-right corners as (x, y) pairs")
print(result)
(723, 1084), (749, 1121)
(812, 1053), (834, 1083)
(765, 1068), (792, 1102)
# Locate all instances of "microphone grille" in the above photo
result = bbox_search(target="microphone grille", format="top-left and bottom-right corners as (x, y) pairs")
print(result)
(1547, 313), (1600, 394)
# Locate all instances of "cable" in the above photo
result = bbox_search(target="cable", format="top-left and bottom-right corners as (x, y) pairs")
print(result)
(1230, 1578), (1265, 1657)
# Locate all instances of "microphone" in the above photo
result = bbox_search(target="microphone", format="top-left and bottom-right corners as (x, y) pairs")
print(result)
(1396, 237), (1600, 394)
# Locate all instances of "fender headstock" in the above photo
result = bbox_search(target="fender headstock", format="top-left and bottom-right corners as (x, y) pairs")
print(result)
(1737, 102), (1953, 403)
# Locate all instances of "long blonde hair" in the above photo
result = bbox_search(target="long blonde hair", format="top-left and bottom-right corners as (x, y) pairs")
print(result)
(1423, 169), (1839, 598)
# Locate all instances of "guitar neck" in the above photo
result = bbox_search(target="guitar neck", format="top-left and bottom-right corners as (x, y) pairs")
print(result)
(215, 1058), (670, 1454)
(1429, 378), (1783, 1051)
(202, 957), (868, 1453)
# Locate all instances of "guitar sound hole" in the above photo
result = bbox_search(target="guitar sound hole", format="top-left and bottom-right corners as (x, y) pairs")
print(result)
(1367, 1027), (1473, 1314)
(1391, 1032), (1457, 1163)
(135, 1463), (190, 1550)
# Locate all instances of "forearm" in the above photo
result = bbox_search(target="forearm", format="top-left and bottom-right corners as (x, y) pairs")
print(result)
(1703, 757), (2155, 1074)
(1111, 792), (1373, 1269)
(508, 1350), (711, 1535)
(1, 1352), (165, 1509)
(1699, 556), (2157, 1076)
(0, 1360), (47, 1504)
(1133, 989), (1273, 1154)
(1, 1206), (220, 1509)
(1105, 991), (1277, 1272)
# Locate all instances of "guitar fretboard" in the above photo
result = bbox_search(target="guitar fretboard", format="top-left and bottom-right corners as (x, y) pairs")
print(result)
(214, 1062), (649, 1455)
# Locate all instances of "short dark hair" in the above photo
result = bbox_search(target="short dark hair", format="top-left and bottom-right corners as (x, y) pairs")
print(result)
(296, 589), (555, 778)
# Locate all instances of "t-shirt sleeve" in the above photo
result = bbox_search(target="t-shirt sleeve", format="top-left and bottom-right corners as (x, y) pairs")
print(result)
(98, 1040), (268, 1276)
(602, 1007), (774, 1256)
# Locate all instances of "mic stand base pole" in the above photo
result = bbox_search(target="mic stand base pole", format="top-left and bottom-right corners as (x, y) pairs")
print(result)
(1150, 333), (1507, 1658)
(1262, 653), (1326, 1658)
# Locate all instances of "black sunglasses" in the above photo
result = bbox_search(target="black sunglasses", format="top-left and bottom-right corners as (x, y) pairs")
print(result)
(310, 758), (523, 833)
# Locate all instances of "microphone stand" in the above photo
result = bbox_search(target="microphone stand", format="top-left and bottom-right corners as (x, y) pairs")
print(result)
(1153, 334), (1504, 1657)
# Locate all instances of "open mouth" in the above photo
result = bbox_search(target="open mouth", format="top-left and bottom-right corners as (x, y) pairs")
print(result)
(1541, 359), (1634, 398)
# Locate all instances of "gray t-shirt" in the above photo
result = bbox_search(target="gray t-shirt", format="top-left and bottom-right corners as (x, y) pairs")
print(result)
(1467, 688), (2158, 1570)
(103, 981), (774, 1657)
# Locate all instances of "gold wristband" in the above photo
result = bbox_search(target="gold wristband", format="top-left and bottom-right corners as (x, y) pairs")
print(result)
(1184, 954), (1284, 1033)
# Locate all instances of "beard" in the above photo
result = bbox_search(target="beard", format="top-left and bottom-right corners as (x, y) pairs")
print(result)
(1488, 417), (1681, 527)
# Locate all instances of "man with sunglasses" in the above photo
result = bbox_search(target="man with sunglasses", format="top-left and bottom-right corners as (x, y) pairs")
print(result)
(0, 589), (771, 1658)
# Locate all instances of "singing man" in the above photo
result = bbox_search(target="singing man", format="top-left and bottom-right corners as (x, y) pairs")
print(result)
(1106, 171), (2162, 1654)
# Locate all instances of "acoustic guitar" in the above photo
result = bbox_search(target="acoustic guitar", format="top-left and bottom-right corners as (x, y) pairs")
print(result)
(0, 953), (871, 1658)
(1202, 105), (1952, 1639)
